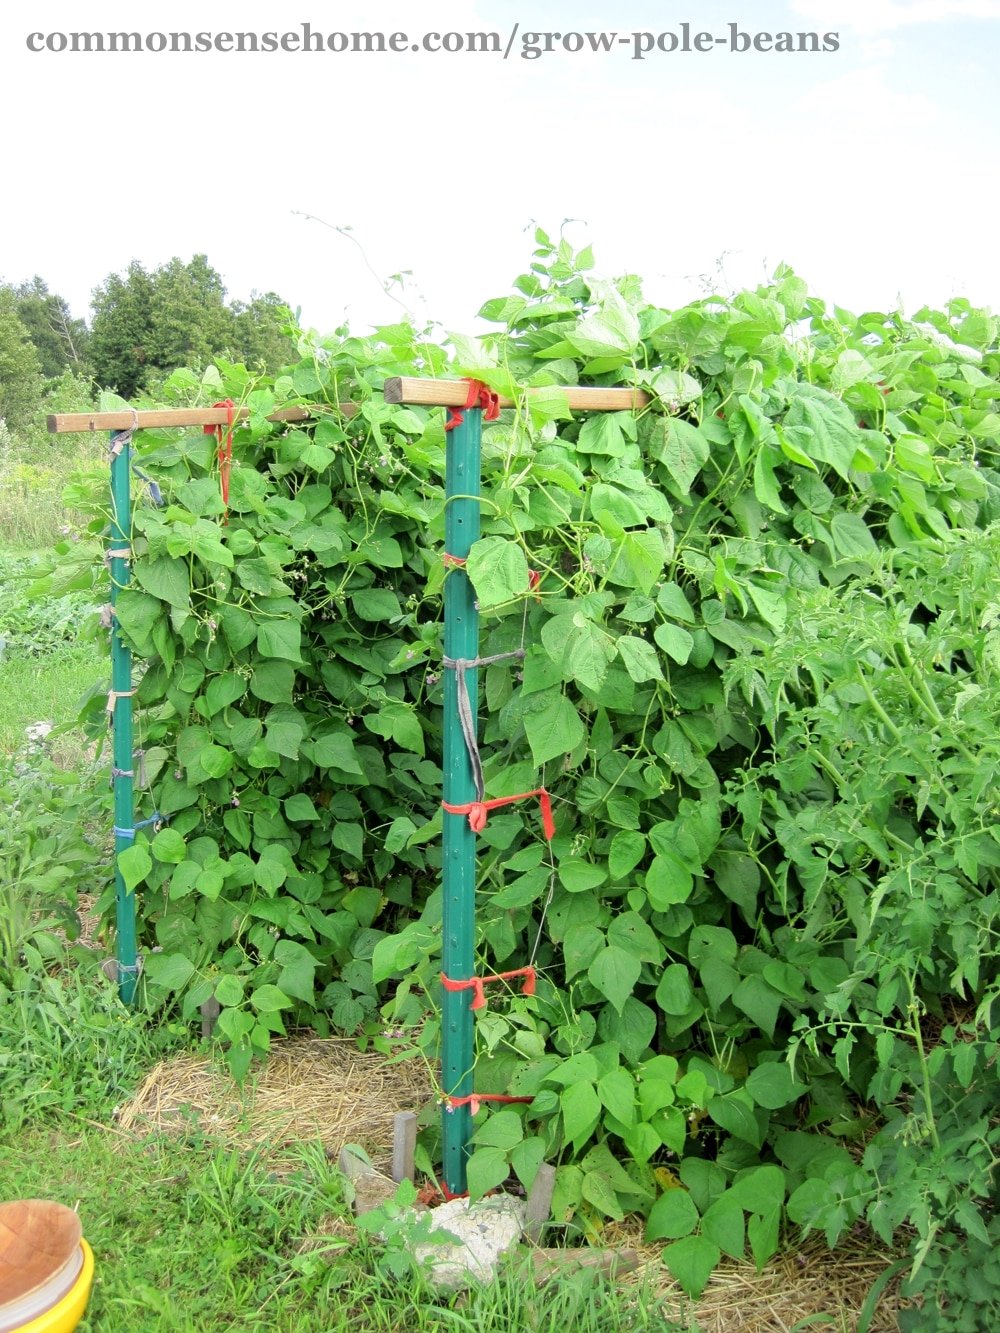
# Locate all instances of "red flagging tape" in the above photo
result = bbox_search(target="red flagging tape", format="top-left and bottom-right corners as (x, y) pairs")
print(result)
(442, 552), (467, 568)
(446, 1093), (534, 1115)
(438, 1179), (468, 1202)
(204, 399), (235, 524)
(441, 966), (536, 1012)
(442, 788), (555, 840)
(444, 377), (501, 433)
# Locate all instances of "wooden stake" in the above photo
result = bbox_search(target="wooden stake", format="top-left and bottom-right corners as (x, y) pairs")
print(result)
(384, 377), (651, 412)
(200, 995), (221, 1040)
(47, 403), (356, 434)
(524, 1163), (556, 1242)
(392, 1111), (418, 1183)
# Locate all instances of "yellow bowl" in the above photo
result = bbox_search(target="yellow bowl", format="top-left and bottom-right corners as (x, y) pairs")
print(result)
(7, 1242), (93, 1333)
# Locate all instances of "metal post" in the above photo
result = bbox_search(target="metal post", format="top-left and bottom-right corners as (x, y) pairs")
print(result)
(109, 431), (139, 1005)
(440, 407), (482, 1195)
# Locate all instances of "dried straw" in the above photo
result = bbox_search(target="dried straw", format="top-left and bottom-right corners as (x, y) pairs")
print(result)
(117, 1040), (913, 1328)
(116, 1036), (432, 1172)
(603, 1219), (912, 1332)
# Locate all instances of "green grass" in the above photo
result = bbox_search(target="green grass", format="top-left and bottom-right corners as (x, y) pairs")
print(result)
(0, 642), (105, 759)
(0, 436), (103, 550)
(0, 546), (106, 760)
(1, 946), (685, 1332)
(3, 1123), (686, 1332)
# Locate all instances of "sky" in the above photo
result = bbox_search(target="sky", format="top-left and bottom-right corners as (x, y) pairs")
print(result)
(1, 1), (998, 337)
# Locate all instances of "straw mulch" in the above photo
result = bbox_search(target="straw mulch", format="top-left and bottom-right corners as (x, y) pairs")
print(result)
(603, 1220), (911, 1332)
(117, 1036), (432, 1172)
(118, 1037), (912, 1329)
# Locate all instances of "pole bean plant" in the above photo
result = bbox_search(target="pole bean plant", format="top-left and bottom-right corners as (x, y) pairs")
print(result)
(38, 233), (1000, 1322)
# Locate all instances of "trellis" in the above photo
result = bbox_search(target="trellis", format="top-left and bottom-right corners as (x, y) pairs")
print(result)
(49, 378), (650, 1194)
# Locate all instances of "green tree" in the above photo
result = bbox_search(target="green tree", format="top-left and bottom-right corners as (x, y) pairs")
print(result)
(4, 277), (90, 378)
(89, 261), (157, 396)
(89, 256), (293, 394)
(229, 291), (294, 372)
(0, 290), (43, 433)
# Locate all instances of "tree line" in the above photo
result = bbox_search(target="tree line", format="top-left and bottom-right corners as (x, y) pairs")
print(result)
(0, 255), (294, 433)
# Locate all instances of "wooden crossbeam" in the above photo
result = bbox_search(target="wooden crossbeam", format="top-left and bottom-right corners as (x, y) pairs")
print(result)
(47, 403), (356, 434)
(384, 377), (651, 412)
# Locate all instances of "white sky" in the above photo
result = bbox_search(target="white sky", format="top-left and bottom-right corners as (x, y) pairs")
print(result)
(1, 1), (998, 337)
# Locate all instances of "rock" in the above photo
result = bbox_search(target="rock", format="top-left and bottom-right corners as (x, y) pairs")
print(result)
(413, 1196), (526, 1289)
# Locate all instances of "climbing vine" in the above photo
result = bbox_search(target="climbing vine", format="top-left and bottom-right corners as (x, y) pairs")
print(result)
(41, 233), (1000, 1317)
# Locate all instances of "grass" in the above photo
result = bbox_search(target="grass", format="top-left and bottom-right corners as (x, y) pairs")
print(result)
(0, 431), (103, 550)
(0, 643), (105, 758)
(3, 1123), (685, 1332)
(0, 545), (105, 760)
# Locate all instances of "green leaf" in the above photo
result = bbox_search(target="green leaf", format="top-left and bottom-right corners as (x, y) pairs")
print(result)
(214, 974), (245, 1007)
(466, 536), (530, 608)
(466, 1147), (510, 1201)
(582, 1169), (625, 1221)
(729, 1165), (786, 1216)
(250, 661), (294, 704)
(151, 827), (186, 864)
(830, 510), (877, 559)
(250, 984), (293, 1013)
(607, 912), (662, 963)
(578, 414), (628, 456)
(746, 581), (787, 632)
(524, 694), (584, 766)
(510, 1137), (546, 1190)
(701, 1191), (746, 1260)
(541, 612), (616, 692)
(559, 860), (607, 894)
(645, 851), (694, 909)
(560, 1082), (602, 1150)
(657, 582), (696, 623)
(732, 976), (782, 1039)
(662, 1234), (721, 1298)
(708, 1091), (763, 1148)
(597, 1067), (636, 1126)
(351, 588), (402, 621)
(134, 556), (190, 610)
(332, 823), (364, 861)
(199, 745), (233, 779)
(653, 621), (694, 664)
(746, 1061), (809, 1109)
(618, 530), (668, 593)
(617, 634), (664, 682)
(785, 383), (860, 479)
(591, 484), (646, 535)
(656, 964), (695, 1015)
(657, 419), (709, 495)
(257, 620), (302, 662)
(588, 946), (641, 1015)
(143, 952), (195, 991)
(564, 924), (605, 978)
(645, 1188), (699, 1242)
(308, 733), (365, 777)
(118, 844), (152, 892)
(471, 1109), (524, 1151)
(274, 939), (317, 1003)
(747, 1207), (781, 1270)
(609, 830), (646, 880)
(204, 672), (246, 716)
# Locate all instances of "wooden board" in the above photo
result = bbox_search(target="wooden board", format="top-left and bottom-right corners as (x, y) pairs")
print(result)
(0, 1200), (81, 1306)
(528, 1247), (641, 1285)
(47, 403), (356, 434)
(384, 377), (651, 412)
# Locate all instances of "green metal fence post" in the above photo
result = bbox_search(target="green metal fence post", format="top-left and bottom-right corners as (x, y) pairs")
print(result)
(440, 406), (483, 1195)
(109, 430), (139, 1005)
